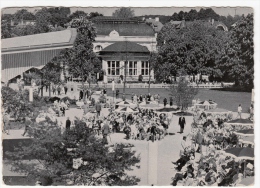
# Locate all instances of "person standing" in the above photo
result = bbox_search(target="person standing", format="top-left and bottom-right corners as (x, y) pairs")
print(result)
(82, 102), (89, 115)
(139, 95), (143, 102)
(116, 89), (119, 99)
(57, 85), (61, 95)
(103, 88), (107, 97)
(66, 117), (71, 130)
(237, 104), (242, 119)
(178, 115), (186, 133)
(96, 101), (102, 117)
(170, 97), (173, 107)
(64, 85), (68, 95)
(196, 129), (203, 153)
(122, 93), (126, 101)
(52, 84), (56, 95)
(3, 111), (10, 135)
(22, 117), (32, 136)
(163, 98), (167, 107)
(179, 136), (187, 157)
(102, 120), (110, 144)
(79, 90), (83, 100)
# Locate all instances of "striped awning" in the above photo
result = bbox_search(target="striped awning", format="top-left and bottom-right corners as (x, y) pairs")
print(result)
(1, 49), (62, 82)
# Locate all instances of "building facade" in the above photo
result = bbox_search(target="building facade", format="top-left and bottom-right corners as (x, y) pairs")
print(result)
(1, 17), (157, 84)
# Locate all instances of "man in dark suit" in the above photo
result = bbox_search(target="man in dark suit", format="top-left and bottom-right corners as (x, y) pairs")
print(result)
(178, 115), (186, 133)
(66, 117), (71, 130)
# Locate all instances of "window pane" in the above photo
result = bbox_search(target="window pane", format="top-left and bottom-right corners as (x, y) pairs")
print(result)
(108, 61), (111, 68)
(108, 68), (111, 75)
(146, 61), (149, 67)
(116, 68), (120, 75)
(129, 61), (133, 68)
(142, 70), (144, 75)
(134, 69), (137, 75)
(116, 61), (120, 67)
(142, 61), (144, 68)
(112, 69), (115, 75)
(129, 69), (132, 75)
(146, 69), (148, 75)
(112, 61), (115, 68)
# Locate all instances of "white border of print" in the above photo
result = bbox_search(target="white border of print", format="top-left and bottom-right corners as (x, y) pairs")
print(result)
(1, 1), (259, 188)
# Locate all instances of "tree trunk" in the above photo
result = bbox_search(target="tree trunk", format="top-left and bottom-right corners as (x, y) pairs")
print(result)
(81, 75), (86, 101)
(41, 86), (43, 97)
(148, 69), (151, 93)
(49, 83), (51, 97)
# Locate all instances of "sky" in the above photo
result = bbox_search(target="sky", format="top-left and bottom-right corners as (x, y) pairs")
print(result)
(2, 7), (253, 17)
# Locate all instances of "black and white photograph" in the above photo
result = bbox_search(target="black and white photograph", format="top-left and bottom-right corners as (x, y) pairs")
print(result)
(1, 1), (258, 186)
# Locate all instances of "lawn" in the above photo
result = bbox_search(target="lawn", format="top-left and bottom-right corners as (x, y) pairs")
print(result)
(106, 88), (252, 113)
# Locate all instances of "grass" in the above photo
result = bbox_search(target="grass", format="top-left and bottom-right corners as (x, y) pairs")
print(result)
(106, 88), (251, 113)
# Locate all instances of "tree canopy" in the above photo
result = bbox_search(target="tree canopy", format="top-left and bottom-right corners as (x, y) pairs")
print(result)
(169, 76), (198, 110)
(6, 118), (140, 185)
(63, 16), (101, 98)
(217, 14), (254, 90)
(156, 20), (228, 82)
(112, 7), (135, 18)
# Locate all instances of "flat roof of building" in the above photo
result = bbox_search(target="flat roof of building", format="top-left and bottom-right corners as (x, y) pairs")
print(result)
(1, 28), (77, 52)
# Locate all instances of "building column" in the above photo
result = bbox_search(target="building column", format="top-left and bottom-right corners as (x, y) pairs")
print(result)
(137, 61), (142, 76)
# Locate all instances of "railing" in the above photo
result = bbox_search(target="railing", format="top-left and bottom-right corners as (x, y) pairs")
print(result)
(67, 82), (230, 89)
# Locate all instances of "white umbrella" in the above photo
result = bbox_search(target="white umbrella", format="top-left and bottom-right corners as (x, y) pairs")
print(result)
(115, 107), (138, 113)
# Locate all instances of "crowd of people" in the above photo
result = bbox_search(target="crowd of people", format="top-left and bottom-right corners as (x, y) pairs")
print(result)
(171, 111), (254, 186)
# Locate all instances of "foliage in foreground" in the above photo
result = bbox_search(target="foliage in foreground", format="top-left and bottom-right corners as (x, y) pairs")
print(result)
(6, 119), (140, 186)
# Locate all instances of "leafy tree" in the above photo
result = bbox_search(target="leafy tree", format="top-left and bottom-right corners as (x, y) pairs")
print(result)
(170, 13), (180, 21)
(218, 14), (254, 90)
(156, 20), (228, 82)
(112, 7), (135, 18)
(11, 24), (36, 36)
(34, 8), (52, 33)
(1, 20), (12, 38)
(13, 9), (35, 23)
(69, 10), (88, 20)
(47, 7), (71, 27)
(1, 86), (44, 121)
(198, 8), (219, 21)
(89, 12), (103, 19)
(169, 76), (198, 110)
(6, 119), (140, 185)
(64, 17), (101, 99)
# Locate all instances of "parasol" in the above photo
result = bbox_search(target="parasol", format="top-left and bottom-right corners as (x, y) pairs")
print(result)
(115, 107), (138, 113)
(226, 119), (253, 126)
(116, 101), (136, 107)
(223, 147), (254, 160)
(235, 129), (254, 136)
(240, 136), (254, 145)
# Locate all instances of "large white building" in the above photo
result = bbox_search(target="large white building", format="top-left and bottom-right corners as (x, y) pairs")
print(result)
(1, 16), (157, 84)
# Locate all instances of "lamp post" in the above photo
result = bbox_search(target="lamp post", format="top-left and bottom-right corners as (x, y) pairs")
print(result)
(112, 79), (115, 103)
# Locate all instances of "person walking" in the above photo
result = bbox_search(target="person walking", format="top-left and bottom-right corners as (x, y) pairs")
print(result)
(66, 117), (71, 130)
(96, 101), (102, 117)
(163, 98), (167, 107)
(3, 111), (10, 135)
(237, 104), (242, 119)
(178, 115), (186, 133)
